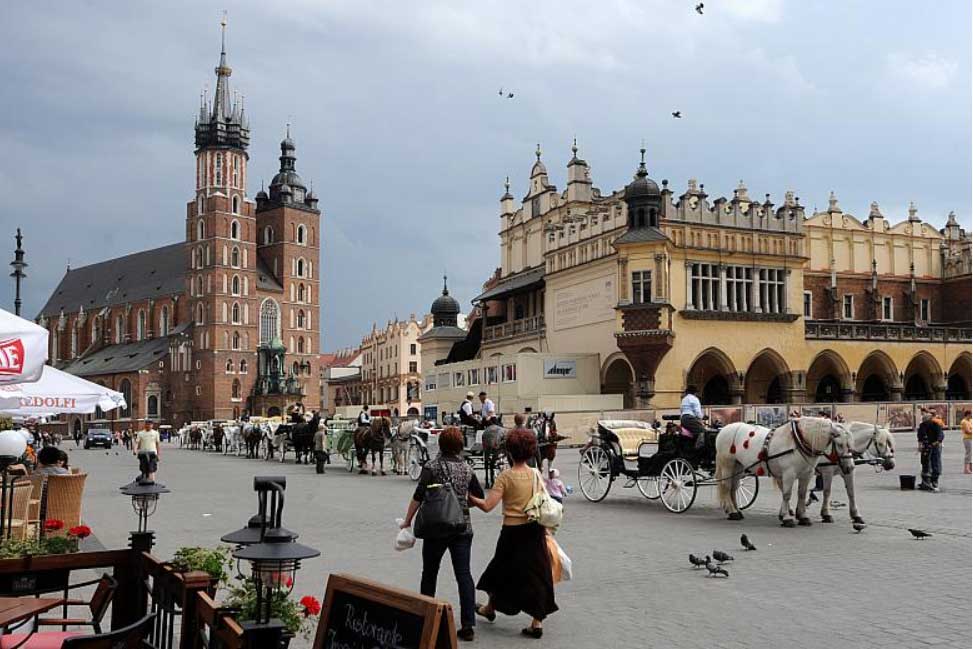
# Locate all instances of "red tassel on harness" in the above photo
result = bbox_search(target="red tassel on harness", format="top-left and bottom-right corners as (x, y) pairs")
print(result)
(756, 467), (765, 476)
(757, 450), (767, 460)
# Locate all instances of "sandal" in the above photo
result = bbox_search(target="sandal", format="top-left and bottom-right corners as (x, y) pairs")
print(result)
(475, 604), (496, 622)
(521, 627), (543, 639)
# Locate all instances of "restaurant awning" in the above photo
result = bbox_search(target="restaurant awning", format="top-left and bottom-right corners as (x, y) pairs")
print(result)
(0, 365), (126, 416)
(473, 267), (545, 303)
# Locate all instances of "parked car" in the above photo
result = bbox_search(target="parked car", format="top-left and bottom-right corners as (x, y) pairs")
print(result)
(84, 427), (113, 449)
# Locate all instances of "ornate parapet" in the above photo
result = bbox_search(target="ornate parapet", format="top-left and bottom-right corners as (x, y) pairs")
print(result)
(805, 321), (972, 343)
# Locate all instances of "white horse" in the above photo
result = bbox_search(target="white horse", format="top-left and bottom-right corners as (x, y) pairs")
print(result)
(221, 423), (243, 455)
(390, 420), (415, 475)
(816, 421), (895, 524)
(715, 417), (855, 527)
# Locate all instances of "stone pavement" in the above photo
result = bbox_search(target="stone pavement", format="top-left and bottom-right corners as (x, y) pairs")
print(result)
(70, 432), (970, 648)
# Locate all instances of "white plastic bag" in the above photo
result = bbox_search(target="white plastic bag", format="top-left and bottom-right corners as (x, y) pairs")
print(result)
(394, 518), (416, 551)
(557, 542), (572, 581)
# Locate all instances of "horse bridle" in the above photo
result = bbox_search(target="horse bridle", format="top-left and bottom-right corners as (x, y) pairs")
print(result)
(791, 420), (854, 473)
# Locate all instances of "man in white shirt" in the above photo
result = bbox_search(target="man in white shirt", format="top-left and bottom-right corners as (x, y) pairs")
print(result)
(478, 391), (496, 427)
(134, 420), (162, 483)
(679, 385), (705, 441)
(357, 405), (372, 428)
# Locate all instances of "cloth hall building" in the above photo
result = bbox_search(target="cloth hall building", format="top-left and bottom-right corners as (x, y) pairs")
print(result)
(419, 142), (971, 422)
(35, 26), (322, 431)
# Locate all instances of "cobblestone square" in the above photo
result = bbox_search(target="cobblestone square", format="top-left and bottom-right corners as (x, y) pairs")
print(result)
(76, 433), (970, 648)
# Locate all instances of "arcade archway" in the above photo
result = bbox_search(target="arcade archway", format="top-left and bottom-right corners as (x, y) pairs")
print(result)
(946, 353), (971, 400)
(806, 350), (851, 403)
(903, 352), (943, 401)
(744, 349), (790, 404)
(686, 348), (737, 405)
(602, 356), (635, 409)
(856, 351), (897, 402)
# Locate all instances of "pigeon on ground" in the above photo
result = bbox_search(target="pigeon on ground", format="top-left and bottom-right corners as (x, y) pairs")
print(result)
(689, 554), (707, 568)
(705, 560), (728, 577)
(672, 111), (682, 118)
(852, 522), (867, 533)
(712, 550), (734, 563)
(695, 3), (704, 15)
(908, 528), (932, 540)
(740, 534), (757, 551)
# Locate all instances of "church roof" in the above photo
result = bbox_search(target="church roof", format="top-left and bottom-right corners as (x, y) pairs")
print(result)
(61, 333), (175, 377)
(38, 243), (186, 318)
(256, 256), (284, 292)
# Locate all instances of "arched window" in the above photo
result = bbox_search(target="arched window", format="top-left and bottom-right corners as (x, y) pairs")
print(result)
(259, 299), (280, 344)
(297, 336), (305, 354)
(296, 258), (305, 277)
(231, 379), (241, 399)
(197, 219), (205, 240)
(298, 284), (306, 303)
(196, 276), (203, 296)
(231, 275), (240, 295)
(214, 154), (223, 186)
(240, 359), (248, 373)
(232, 156), (240, 187)
(115, 315), (124, 344)
(230, 218), (240, 238)
(232, 302), (241, 324)
(297, 309), (305, 328)
(232, 331), (240, 350)
(297, 225), (306, 245)
(196, 303), (205, 325)
(136, 310), (146, 341)
(226, 358), (234, 372)
(119, 379), (132, 418)
(231, 246), (240, 267)
(292, 361), (300, 376)
(263, 226), (274, 245)
(159, 306), (169, 336)
(197, 196), (204, 216)
(147, 395), (159, 417)
(232, 196), (240, 215)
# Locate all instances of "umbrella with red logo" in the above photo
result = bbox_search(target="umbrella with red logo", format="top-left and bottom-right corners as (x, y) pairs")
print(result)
(0, 307), (48, 385)
(0, 365), (126, 416)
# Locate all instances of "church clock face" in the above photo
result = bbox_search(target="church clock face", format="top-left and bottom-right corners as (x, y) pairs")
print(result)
(689, 197), (699, 209)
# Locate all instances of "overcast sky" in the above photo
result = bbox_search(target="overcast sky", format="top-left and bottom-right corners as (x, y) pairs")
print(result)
(0, 0), (969, 349)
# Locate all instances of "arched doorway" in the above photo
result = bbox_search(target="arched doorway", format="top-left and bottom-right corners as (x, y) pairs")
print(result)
(806, 350), (851, 403)
(407, 407), (420, 417)
(267, 406), (281, 418)
(744, 350), (790, 404)
(856, 352), (897, 402)
(686, 348), (737, 405)
(946, 354), (972, 400)
(903, 352), (943, 401)
(602, 356), (635, 409)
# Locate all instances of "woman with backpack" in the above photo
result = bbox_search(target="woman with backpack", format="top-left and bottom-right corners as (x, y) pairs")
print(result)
(400, 426), (483, 642)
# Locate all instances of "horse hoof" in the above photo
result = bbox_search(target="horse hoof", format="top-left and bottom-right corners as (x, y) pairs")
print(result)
(727, 512), (744, 521)
(358, 470), (368, 475)
(380, 471), (387, 476)
(781, 519), (796, 528)
(798, 518), (812, 527)
(852, 516), (865, 525)
(371, 471), (377, 476)
(821, 515), (834, 523)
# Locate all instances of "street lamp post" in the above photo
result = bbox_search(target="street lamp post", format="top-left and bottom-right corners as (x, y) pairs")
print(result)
(119, 479), (171, 552)
(222, 476), (319, 647)
(0, 430), (28, 540)
(9, 229), (27, 317)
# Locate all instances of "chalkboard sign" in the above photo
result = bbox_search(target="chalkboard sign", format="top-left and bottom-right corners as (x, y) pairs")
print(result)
(313, 574), (456, 649)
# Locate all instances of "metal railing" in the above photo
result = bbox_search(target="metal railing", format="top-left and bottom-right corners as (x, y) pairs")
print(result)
(483, 314), (545, 342)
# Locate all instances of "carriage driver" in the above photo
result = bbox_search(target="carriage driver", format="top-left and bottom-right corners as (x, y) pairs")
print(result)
(679, 385), (706, 448)
(458, 392), (479, 429)
(357, 405), (372, 428)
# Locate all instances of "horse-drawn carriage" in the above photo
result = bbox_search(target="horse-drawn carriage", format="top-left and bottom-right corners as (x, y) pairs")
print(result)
(578, 418), (760, 513)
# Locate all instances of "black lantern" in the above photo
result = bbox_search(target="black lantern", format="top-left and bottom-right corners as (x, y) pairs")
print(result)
(119, 479), (170, 551)
(224, 477), (319, 639)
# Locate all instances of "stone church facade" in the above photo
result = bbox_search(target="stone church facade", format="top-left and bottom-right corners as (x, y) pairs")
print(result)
(36, 24), (321, 432)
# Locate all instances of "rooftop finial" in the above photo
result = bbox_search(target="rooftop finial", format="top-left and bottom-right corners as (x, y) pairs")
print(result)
(220, 11), (227, 52)
(285, 122), (291, 139)
(442, 273), (449, 295)
(571, 137), (578, 158)
(535, 143), (542, 161)
(504, 176), (510, 192)
(908, 201), (919, 221)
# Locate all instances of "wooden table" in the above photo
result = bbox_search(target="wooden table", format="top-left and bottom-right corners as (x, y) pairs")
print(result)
(0, 596), (62, 628)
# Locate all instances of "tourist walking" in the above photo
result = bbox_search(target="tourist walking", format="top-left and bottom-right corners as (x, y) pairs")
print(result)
(400, 427), (483, 642)
(134, 420), (162, 483)
(470, 426), (558, 639)
(73, 427), (82, 448)
(961, 410), (972, 475)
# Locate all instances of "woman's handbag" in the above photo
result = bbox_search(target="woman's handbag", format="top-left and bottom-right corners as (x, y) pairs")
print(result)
(526, 469), (564, 530)
(413, 461), (467, 539)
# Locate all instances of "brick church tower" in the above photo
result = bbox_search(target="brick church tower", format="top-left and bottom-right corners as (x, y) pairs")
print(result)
(185, 17), (259, 419)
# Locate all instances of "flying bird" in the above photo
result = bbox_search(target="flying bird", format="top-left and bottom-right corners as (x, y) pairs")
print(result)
(689, 554), (708, 568)
(908, 528), (932, 540)
(712, 550), (734, 563)
(852, 522), (867, 533)
(498, 88), (504, 96)
(695, 3), (704, 15)
(672, 111), (682, 118)
(740, 534), (757, 551)
(705, 560), (728, 578)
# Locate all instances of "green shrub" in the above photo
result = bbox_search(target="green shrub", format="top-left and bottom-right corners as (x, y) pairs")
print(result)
(171, 546), (232, 584)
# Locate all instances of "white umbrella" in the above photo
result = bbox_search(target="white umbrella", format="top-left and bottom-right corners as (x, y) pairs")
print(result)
(0, 365), (126, 416)
(0, 307), (48, 384)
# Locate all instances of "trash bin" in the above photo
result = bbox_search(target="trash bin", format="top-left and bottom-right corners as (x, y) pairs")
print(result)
(899, 474), (916, 490)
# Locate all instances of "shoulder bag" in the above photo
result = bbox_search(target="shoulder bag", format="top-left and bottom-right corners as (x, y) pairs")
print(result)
(413, 460), (467, 539)
(525, 468), (563, 530)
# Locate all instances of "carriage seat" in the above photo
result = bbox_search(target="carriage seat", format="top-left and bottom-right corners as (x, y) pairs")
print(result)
(612, 428), (658, 459)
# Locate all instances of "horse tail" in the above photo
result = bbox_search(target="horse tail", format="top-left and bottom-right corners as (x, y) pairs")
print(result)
(714, 426), (738, 514)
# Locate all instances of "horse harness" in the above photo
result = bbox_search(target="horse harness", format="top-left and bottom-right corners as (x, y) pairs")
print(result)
(747, 420), (849, 480)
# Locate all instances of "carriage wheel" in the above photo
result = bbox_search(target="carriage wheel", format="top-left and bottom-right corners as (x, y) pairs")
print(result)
(578, 446), (613, 502)
(636, 475), (661, 500)
(735, 475), (760, 510)
(659, 458), (697, 513)
(407, 443), (425, 481)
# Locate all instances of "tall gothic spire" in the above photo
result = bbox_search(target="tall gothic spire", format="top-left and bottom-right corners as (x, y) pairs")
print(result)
(194, 13), (249, 151)
(212, 12), (232, 121)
